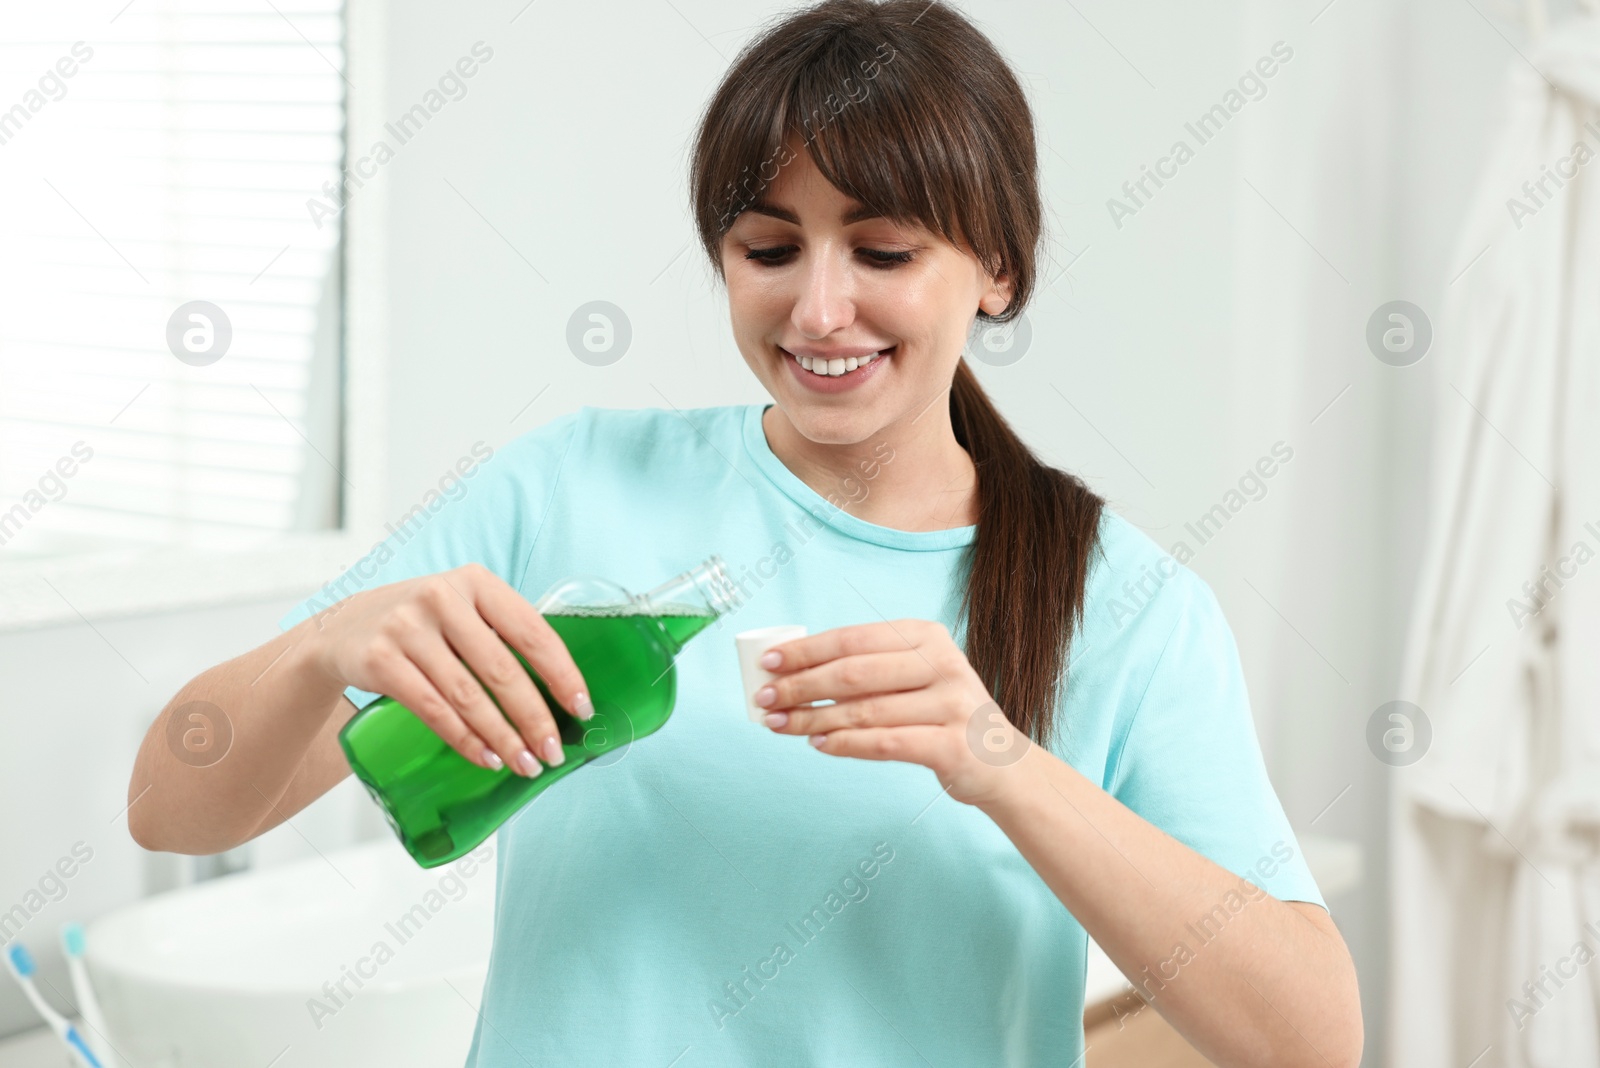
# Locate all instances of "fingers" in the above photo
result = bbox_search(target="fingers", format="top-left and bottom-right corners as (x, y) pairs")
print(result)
(370, 648), (508, 771)
(806, 724), (949, 764)
(439, 583), (576, 775)
(763, 619), (947, 674)
(470, 567), (593, 720)
(396, 618), (549, 776)
(758, 648), (935, 710)
(763, 690), (939, 735)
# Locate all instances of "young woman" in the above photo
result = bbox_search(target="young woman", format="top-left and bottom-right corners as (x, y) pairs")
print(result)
(129, 1), (1362, 1064)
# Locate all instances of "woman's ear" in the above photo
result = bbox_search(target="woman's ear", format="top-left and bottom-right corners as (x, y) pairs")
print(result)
(979, 269), (1014, 317)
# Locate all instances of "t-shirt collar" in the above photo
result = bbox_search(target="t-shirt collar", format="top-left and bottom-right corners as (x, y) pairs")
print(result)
(741, 403), (977, 552)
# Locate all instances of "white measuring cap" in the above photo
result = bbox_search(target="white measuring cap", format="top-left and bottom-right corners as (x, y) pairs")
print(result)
(735, 625), (808, 722)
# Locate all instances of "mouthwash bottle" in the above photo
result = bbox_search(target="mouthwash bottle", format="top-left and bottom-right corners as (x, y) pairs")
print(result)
(339, 556), (741, 868)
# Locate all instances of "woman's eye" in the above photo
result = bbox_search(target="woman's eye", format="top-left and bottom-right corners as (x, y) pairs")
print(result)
(745, 246), (795, 264)
(743, 246), (914, 268)
(861, 248), (914, 267)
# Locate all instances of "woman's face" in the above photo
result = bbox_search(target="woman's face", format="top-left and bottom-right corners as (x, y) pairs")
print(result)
(720, 143), (1012, 446)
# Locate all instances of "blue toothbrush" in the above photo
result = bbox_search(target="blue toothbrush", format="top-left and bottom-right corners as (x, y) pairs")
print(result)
(60, 923), (114, 1066)
(4, 943), (105, 1067)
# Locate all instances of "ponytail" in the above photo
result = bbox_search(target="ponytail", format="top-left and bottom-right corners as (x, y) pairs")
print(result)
(950, 360), (1104, 747)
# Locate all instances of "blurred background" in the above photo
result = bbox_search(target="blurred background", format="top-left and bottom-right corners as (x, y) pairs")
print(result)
(0, 0), (1595, 1065)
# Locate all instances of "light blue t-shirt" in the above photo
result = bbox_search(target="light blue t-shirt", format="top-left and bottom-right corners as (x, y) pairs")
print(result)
(277, 403), (1325, 1067)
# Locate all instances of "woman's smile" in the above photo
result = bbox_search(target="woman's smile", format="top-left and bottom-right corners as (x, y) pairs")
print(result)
(779, 343), (895, 392)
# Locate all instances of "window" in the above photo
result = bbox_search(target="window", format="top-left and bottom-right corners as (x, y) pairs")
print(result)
(0, 0), (379, 628)
(0, 1), (345, 558)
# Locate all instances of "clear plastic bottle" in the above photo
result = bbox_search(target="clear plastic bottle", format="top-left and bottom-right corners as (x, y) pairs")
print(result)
(339, 556), (740, 867)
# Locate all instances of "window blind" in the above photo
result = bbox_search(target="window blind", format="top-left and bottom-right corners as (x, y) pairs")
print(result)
(0, 1), (346, 558)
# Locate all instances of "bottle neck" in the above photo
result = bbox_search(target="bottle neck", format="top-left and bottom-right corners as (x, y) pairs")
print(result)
(636, 556), (741, 653)
(638, 555), (739, 615)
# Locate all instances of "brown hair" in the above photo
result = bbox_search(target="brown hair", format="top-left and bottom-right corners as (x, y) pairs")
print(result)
(688, 0), (1104, 748)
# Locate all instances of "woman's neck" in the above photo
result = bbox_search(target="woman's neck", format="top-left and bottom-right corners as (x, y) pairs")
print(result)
(761, 399), (979, 532)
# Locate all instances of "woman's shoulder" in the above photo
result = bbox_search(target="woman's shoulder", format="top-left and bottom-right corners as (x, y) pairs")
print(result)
(1050, 507), (1240, 768)
(1079, 506), (1226, 652)
(522, 403), (748, 442)
(497, 403), (753, 467)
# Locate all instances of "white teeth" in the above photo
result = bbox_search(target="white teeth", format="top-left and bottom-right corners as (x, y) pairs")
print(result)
(790, 350), (889, 376)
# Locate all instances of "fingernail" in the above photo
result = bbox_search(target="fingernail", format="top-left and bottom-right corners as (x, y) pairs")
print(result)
(760, 650), (782, 669)
(764, 712), (788, 729)
(481, 748), (504, 770)
(516, 749), (542, 777)
(809, 734), (827, 748)
(572, 692), (595, 719)
(755, 686), (776, 707)
(541, 735), (565, 767)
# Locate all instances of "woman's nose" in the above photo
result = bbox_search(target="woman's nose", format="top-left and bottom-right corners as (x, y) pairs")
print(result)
(789, 247), (856, 338)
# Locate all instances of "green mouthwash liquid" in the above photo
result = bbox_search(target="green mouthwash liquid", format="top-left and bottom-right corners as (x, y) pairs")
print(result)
(339, 558), (739, 868)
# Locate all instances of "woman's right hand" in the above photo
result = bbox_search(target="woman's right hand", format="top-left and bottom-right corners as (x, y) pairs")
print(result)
(309, 562), (593, 777)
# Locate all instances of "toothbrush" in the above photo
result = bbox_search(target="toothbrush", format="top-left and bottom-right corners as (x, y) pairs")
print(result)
(60, 923), (114, 1067)
(4, 943), (105, 1068)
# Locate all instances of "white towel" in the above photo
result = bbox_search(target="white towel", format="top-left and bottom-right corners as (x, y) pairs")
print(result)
(1391, 11), (1600, 1068)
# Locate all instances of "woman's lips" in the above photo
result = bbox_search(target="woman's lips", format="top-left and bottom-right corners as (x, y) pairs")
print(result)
(780, 345), (894, 393)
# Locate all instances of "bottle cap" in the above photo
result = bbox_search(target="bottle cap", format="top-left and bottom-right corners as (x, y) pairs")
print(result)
(735, 625), (807, 722)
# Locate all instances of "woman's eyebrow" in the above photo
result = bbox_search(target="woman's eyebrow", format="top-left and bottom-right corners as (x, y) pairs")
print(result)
(744, 199), (885, 225)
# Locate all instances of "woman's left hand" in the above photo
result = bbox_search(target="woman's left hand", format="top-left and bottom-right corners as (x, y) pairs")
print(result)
(753, 619), (1034, 808)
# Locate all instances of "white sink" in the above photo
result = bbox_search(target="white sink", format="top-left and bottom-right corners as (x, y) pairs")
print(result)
(77, 826), (1355, 1064)
(85, 836), (496, 1068)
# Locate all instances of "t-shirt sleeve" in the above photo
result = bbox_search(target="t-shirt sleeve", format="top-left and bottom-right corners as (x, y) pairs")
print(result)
(1105, 571), (1327, 908)
(274, 409), (583, 711)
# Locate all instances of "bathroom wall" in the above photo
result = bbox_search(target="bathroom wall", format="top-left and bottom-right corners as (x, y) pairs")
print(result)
(0, 0), (1523, 1056)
